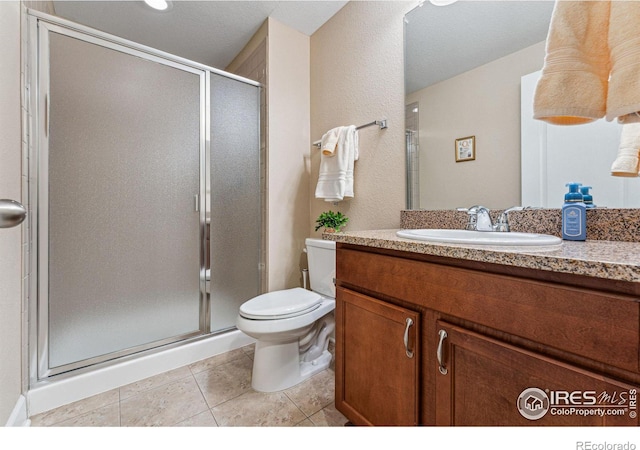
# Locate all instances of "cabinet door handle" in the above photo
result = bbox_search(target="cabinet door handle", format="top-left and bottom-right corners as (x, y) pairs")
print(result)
(437, 329), (448, 375)
(403, 318), (414, 358)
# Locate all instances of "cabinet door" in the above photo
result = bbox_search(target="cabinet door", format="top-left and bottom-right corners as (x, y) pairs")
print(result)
(335, 288), (420, 425)
(435, 321), (639, 426)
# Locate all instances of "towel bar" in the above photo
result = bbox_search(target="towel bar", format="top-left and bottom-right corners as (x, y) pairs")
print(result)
(313, 119), (387, 148)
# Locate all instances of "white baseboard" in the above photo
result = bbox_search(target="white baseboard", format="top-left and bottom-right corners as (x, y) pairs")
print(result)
(5, 395), (29, 427)
(28, 330), (254, 417)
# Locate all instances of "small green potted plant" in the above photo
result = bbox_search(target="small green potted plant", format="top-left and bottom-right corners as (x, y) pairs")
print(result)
(315, 210), (348, 233)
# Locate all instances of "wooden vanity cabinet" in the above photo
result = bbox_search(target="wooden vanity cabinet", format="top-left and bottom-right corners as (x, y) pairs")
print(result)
(335, 287), (420, 425)
(334, 243), (640, 426)
(435, 321), (638, 426)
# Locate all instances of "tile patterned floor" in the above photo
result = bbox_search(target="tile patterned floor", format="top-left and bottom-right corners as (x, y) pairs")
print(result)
(30, 344), (348, 427)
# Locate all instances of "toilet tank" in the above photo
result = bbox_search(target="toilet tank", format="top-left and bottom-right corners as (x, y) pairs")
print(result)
(305, 238), (336, 298)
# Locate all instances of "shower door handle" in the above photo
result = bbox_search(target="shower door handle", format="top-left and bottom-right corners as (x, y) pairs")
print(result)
(0, 199), (27, 228)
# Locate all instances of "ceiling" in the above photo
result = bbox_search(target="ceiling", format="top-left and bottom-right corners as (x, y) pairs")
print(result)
(52, 0), (349, 70)
(405, 1), (555, 94)
(50, 1), (555, 94)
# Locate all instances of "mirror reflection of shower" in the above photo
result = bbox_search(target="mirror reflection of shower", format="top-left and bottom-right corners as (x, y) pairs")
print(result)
(405, 102), (420, 210)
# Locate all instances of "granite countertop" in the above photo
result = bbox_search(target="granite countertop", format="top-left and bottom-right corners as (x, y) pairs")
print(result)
(324, 229), (640, 283)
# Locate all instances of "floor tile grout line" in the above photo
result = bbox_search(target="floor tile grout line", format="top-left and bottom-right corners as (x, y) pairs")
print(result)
(282, 390), (310, 419)
(192, 369), (224, 411)
(119, 373), (196, 403)
(165, 401), (213, 427)
(192, 353), (256, 411)
(32, 392), (122, 427)
(33, 344), (349, 427)
(209, 407), (220, 426)
(282, 369), (336, 419)
(189, 352), (254, 381)
(41, 398), (122, 427)
(118, 388), (122, 427)
(203, 387), (252, 411)
(185, 344), (255, 377)
(35, 387), (336, 427)
(119, 373), (209, 427)
(170, 373), (211, 427)
(281, 389), (316, 422)
(39, 393), (341, 427)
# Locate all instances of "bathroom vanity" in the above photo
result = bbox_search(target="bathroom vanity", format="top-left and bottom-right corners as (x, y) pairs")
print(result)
(327, 230), (640, 426)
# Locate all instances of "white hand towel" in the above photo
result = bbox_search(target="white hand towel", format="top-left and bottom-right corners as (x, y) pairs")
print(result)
(315, 125), (358, 202)
(344, 126), (359, 199)
(321, 127), (340, 156)
(611, 122), (640, 177)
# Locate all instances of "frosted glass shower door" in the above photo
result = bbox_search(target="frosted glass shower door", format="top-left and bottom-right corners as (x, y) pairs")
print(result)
(209, 73), (262, 331)
(39, 25), (206, 375)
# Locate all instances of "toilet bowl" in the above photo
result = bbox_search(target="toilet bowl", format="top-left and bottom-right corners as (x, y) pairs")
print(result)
(236, 238), (336, 392)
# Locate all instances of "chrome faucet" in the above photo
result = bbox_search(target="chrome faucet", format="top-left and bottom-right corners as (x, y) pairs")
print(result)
(458, 205), (529, 232)
(493, 206), (526, 232)
(457, 205), (493, 231)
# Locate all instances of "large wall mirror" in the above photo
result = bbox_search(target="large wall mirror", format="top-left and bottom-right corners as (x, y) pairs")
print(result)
(404, 1), (640, 211)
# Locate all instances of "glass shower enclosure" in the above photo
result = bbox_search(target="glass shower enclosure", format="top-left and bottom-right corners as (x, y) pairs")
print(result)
(27, 12), (262, 380)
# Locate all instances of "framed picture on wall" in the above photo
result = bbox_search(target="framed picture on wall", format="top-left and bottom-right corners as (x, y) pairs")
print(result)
(455, 136), (475, 162)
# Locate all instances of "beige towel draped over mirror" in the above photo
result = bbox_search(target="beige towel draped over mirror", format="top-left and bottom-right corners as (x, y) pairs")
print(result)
(533, 0), (640, 177)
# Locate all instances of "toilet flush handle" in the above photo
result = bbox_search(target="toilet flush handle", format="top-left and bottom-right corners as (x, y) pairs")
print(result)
(302, 247), (309, 289)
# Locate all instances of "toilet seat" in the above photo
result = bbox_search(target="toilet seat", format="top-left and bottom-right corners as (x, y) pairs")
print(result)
(239, 287), (323, 320)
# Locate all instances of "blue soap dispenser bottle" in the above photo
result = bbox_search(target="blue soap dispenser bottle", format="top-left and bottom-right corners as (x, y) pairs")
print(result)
(562, 182), (586, 241)
(579, 185), (596, 208)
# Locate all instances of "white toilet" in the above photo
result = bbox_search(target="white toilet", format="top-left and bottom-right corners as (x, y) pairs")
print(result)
(236, 238), (336, 392)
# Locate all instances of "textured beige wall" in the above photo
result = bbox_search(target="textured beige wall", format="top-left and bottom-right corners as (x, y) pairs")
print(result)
(225, 20), (267, 75)
(310, 1), (412, 236)
(0, 1), (23, 424)
(267, 18), (311, 290)
(406, 41), (546, 210)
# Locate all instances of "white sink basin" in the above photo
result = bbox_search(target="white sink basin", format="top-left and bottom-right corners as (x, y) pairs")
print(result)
(396, 229), (562, 246)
